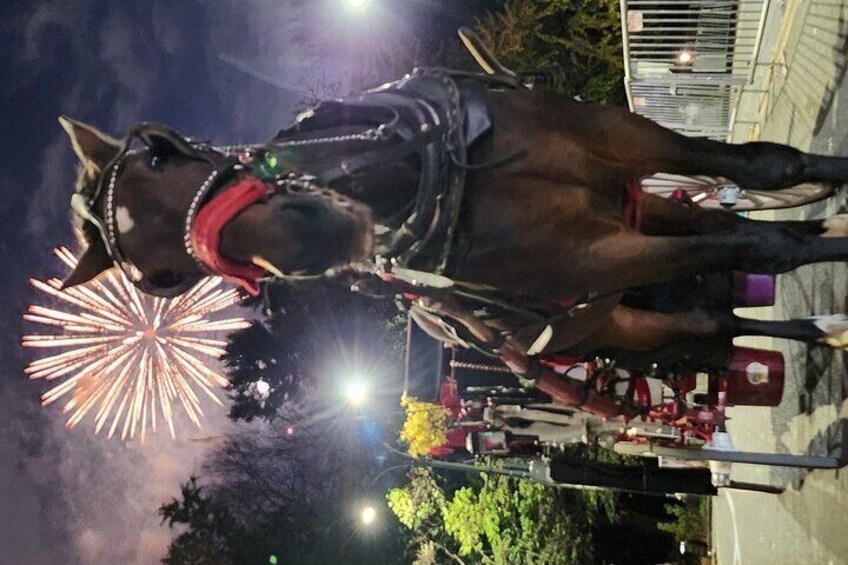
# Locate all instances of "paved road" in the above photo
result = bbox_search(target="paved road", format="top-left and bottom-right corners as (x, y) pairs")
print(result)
(713, 2), (848, 563)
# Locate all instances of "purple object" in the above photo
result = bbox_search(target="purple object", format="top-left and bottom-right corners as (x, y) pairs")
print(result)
(732, 272), (776, 307)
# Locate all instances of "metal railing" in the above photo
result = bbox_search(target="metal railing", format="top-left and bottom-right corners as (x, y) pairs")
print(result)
(620, 0), (771, 140)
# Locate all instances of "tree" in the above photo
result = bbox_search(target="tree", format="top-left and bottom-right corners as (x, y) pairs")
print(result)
(223, 317), (307, 423)
(658, 497), (708, 543)
(387, 467), (617, 565)
(160, 477), (242, 565)
(473, 0), (625, 104)
(161, 421), (408, 564)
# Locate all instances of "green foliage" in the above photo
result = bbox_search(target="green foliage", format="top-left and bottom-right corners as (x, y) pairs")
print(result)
(387, 468), (448, 532)
(388, 467), (617, 565)
(159, 477), (241, 565)
(658, 497), (709, 542)
(473, 0), (625, 104)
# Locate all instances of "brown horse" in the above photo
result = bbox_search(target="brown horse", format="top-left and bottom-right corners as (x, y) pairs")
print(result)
(58, 69), (848, 378)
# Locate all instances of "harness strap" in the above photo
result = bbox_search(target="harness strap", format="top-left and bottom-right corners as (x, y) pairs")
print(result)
(316, 125), (441, 185)
(450, 148), (529, 172)
(623, 179), (643, 230)
(190, 177), (268, 295)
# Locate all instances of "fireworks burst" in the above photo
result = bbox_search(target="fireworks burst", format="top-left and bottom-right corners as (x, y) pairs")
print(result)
(22, 247), (251, 441)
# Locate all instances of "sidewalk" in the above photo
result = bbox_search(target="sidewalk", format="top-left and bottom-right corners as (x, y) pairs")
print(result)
(732, 0), (848, 149)
(714, 2), (848, 563)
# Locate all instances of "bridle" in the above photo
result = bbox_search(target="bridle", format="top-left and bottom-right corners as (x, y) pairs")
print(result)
(69, 119), (402, 297)
(71, 66), (493, 297)
(71, 123), (241, 296)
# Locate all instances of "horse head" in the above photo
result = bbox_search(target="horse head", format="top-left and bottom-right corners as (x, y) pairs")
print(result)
(60, 118), (375, 297)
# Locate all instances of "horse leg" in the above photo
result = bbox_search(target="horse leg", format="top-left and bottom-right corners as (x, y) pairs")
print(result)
(567, 101), (848, 189)
(637, 193), (847, 238)
(566, 305), (848, 354)
(465, 213), (848, 308)
(564, 223), (848, 295)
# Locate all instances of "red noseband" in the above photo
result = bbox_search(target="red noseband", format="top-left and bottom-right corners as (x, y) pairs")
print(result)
(190, 177), (268, 295)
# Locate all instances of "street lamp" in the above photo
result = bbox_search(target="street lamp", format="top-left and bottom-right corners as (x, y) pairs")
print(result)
(344, 379), (369, 407)
(343, 0), (371, 12)
(360, 504), (377, 525)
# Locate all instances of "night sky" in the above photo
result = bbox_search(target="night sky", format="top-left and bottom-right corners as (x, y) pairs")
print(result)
(0, 1), (493, 563)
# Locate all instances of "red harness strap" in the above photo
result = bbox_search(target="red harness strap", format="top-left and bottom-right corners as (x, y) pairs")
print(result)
(190, 177), (268, 296)
(623, 179), (643, 230)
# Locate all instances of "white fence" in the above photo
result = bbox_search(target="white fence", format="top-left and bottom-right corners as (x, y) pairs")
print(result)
(620, 0), (771, 140)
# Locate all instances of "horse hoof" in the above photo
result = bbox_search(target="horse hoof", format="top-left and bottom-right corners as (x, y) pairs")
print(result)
(812, 314), (848, 348)
(822, 215), (848, 238)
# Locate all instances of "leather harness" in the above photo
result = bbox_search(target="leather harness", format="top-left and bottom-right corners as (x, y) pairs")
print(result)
(274, 68), (508, 274)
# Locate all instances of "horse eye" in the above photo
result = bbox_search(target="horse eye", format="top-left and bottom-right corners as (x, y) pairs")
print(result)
(148, 153), (167, 171)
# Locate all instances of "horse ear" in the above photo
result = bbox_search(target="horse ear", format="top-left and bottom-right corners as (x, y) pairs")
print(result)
(58, 116), (122, 179)
(61, 239), (114, 289)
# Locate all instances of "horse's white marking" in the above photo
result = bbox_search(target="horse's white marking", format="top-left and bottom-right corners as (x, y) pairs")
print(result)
(812, 314), (848, 348)
(822, 214), (848, 238)
(116, 206), (135, 234)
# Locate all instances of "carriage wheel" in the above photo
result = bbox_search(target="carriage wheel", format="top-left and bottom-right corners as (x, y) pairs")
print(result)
(640, 174), (833, 211)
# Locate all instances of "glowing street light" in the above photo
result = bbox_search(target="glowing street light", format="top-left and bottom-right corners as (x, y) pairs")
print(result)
(675, 49), (695, 67)
(360, 505), (377, 525)
(344, 379), (369, 407)
(343, 0), (371, 12)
